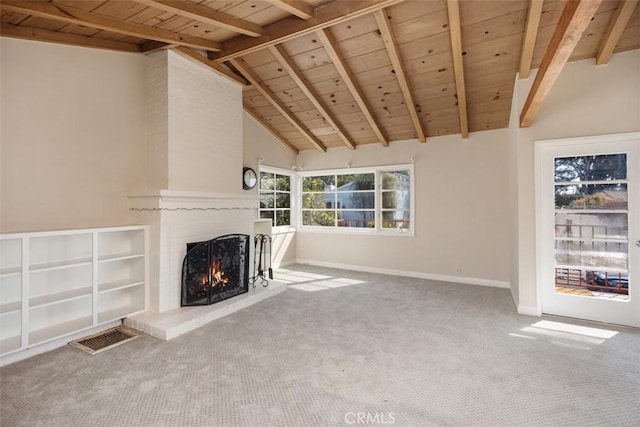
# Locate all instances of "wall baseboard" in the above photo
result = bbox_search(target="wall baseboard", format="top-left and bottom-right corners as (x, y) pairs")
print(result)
(517, 305), (541, 317)
(295, 259), (511, 289)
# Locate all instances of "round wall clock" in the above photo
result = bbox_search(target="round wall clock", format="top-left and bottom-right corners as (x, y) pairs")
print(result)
(243, 167), (257, 190)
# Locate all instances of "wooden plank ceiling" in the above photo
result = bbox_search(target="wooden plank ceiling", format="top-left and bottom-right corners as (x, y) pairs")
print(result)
(1, 0), (638, 152)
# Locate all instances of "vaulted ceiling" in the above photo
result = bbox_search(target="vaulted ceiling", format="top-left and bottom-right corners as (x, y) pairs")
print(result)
(2, 0), (639, 153)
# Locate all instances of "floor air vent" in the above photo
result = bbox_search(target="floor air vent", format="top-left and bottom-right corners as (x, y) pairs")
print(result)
(69, 327), (140, 355)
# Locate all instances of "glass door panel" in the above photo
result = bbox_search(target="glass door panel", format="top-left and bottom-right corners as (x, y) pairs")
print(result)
(553, 154), (629, 297)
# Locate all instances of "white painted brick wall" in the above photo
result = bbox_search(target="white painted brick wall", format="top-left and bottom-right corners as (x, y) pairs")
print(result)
(145, 51), (169, 189)
(167, 50), (243, 194)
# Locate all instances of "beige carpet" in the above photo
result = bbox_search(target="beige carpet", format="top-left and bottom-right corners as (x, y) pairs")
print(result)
(1, 264), (639, 426)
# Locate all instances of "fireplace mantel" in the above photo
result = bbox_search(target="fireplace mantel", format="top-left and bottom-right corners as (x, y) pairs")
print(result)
(128, 190), (260, 211)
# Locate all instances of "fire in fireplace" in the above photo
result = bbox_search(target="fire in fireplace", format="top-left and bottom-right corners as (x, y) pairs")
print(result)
(181, 234), (249, 306)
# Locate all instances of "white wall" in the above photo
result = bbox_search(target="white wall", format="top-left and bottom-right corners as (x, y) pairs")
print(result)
(295, 133), (512, 287)
(513, 50), (640, 314)
(243, 112), (297, 173)
(0, 38), (147, 233)
(243, 112), (298, 267)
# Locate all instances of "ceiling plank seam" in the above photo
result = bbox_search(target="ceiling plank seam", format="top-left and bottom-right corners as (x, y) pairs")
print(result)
(519, 0), (544, 79)
(231, 58), (327, 152)
(520, 0), (604, 127)
(316, 28), (389, 147)
(446, 0), (469, 138)
(269, 44), (356, 150)
(374, 9), (426, 143)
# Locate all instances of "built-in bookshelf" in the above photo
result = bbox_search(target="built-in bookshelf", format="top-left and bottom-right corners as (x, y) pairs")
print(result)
(0, 226), (148, 359)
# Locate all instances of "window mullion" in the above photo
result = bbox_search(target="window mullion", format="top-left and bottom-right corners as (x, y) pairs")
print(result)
(376, 170), (381, 232)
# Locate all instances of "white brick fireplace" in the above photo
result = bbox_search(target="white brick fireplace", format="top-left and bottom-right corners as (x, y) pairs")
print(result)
(128, 191), (259, 313)
(124, 50), (285, 339)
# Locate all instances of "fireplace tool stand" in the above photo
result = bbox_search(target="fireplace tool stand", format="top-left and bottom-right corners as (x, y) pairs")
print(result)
(251, 233), (272, 288)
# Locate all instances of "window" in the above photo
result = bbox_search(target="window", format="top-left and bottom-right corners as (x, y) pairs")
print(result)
(302, 173), (375, 228)
(381, 170), (411, 229)
(259, 168), (292, 228)
(300, 165), (413, 235)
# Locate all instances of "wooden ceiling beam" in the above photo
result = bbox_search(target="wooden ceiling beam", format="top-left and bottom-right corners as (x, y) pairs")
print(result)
(446, 0), (469, 138)
(243, 105), (300, 155)
(519, 0), (544, 79)
(265, 0), (313, 20)
(373, 9), (426, 143)
(0, 1), (221, 52)
(316, 29), (388, 147)
(596, 0), (638, 65)
(172, 47), (248, 86)
(230, 58), (326, 152)
(133, 0), (263, 38)
(520, 0), (603, 127)
(141, 40), (174, 52)
(0, 23), (141, 53)
(269, 44), (355, 150)
(211, 0), (404, 63)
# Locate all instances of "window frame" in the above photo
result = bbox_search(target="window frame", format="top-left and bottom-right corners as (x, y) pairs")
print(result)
(258, 166), (295, 233)
(297, 164), (414, 237)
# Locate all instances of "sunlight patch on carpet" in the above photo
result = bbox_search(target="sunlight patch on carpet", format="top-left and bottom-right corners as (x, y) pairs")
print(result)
(531, 320), (619, 339)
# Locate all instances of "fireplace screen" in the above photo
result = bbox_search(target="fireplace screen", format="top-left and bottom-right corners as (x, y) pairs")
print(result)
(181, 234), (249, 306)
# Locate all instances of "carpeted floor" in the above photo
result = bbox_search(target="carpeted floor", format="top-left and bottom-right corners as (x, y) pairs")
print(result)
(1, 264), (639, 426)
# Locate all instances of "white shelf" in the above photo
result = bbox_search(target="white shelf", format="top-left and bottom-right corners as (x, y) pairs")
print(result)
(0, 301), (21, 314)
(30, 258), (93, 272)
(98, 252), (144, 263)
(0, 225), (148, 360)
(29, 316), (93, 345)
(0, 336), (22, 355)
(0, 266), (21, 277)
(98, 304), (145, 324)
(0, 238), (22, 280)
(29, 287), (92, 308)
(99, 280), (144, 293)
